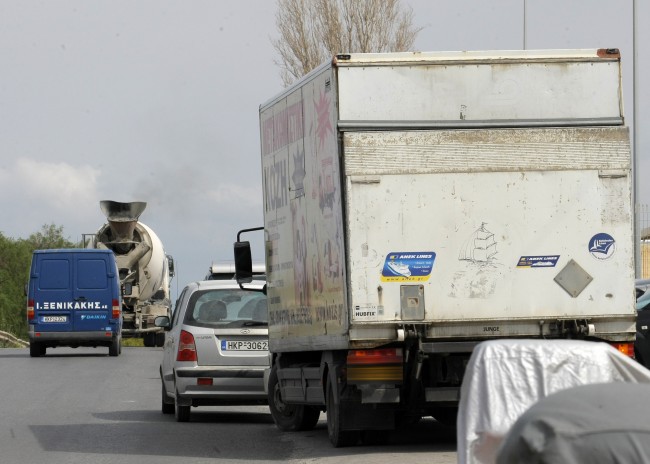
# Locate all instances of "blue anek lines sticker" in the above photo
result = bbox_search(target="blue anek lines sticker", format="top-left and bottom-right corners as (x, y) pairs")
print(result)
(516, 255), (560, 268)
(589, 233), (616, 260)
(381, 252), (436, 282)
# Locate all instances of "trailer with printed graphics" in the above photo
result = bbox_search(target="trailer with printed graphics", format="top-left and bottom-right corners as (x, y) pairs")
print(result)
(234, 49), (636, 447)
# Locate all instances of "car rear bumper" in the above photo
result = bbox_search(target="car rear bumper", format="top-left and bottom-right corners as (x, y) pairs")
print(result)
(174, 366), (268, 404)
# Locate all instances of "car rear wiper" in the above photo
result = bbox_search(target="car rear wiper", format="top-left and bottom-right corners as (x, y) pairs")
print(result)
(241, 321), (268, 326)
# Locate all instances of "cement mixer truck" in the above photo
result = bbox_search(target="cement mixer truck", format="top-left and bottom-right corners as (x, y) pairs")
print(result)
(85, 201), (175, 347)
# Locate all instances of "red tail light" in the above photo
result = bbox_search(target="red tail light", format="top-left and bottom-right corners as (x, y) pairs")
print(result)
(177, 330), (197, 362)
(610, 342), (635, 358)
(27, 299), (35, 321)
(347, 348), (403, 365)
(112, 299), (121, 319)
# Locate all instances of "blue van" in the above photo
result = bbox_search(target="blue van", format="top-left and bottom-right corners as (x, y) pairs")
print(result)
(27, 249), (122, 357)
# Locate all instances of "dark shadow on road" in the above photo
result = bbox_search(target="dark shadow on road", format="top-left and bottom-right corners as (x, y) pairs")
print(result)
(30, 416), (456, 461)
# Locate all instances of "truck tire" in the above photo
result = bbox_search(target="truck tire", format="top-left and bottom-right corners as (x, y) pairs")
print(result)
(268, 365), (320, 431)
(326, 377), (359, 447)
(161, 382), (175, 414)
(155, 332), (165, 347)
(430, 406), (458, 427)
(29, 342), (45, 357)
(143, 333), (156, 347)
(109, 337), (120, 357)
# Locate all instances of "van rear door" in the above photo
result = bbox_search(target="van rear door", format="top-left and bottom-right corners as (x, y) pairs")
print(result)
(72, 252), (117, 332)
(32, 253), (75, 332)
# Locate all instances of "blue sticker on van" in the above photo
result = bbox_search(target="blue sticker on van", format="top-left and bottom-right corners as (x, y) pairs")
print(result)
(381, 252), (436, 282)
(589, 233), (616, 260)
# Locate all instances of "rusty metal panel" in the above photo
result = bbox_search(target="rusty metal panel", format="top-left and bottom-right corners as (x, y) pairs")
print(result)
(343, 127), (630, 176)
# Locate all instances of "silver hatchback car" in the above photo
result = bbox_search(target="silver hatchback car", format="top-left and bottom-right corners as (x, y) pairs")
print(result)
(156, 279), (269, 422)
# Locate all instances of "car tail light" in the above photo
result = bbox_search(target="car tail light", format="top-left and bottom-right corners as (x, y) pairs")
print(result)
(197, 378), (213, 386)
(112, 299), (121, 319)
(177, 330), (197, 362)
(27, 299), (35, 321)
(346, 348), (403, 383)
(610, 342), (635, 358)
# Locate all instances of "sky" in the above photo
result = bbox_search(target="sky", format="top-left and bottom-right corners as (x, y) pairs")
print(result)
(1, 0), (647, 295)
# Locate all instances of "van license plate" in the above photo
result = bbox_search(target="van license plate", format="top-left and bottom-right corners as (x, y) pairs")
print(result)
(42, 316), (67, 323)
(222, 340), (268, 351)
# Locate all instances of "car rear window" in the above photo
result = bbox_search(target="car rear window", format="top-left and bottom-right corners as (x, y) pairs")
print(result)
(183, 288), (268, 328)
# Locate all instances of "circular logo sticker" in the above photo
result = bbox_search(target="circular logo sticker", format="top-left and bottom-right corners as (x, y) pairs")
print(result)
(588, 233), (616, 260)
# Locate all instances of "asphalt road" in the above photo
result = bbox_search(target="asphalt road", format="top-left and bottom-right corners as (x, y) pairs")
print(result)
(0, 346), (457, 464)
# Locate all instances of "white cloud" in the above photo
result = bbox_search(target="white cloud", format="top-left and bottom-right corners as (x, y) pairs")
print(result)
(0, 158), (100, 238)
(12, 158), (100, 209)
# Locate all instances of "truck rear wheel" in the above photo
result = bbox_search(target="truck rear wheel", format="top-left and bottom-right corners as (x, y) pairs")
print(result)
(155, 332), (165, 347)
(268, 365), (320, 431)
(143, 333), (156, 347)
(326, 377), (359, 447)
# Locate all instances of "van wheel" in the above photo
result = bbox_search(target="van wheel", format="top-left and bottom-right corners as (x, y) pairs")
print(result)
(268, 364), (320, 431)
(109, 337), (120, 357)
(29, 342), (45, 357)
(143, 333), (155, 347)
(161, 382), (175, 414)
(326, 376), (359, 447)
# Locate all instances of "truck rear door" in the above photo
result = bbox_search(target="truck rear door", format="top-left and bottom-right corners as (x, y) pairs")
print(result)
(343, 126), (635, 337)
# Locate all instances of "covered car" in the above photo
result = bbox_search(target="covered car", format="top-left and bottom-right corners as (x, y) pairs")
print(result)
(457, 339), (650, 464)
(496, 382), (650, 463)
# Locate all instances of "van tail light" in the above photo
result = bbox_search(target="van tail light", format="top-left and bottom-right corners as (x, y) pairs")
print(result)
(27, 299), (35, 321)
(610, 342), (635, 358)
(177, 330), (197, 362)
(112, 299), (121, 319)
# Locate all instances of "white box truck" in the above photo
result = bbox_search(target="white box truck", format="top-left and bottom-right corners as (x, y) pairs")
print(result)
(234, 49), (636, 447)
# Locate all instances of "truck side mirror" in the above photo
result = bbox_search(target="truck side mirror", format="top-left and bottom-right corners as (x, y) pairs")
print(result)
(123, 282), (133, 296)
(234, 241), (253, 284)
(167, 255), (175, 278)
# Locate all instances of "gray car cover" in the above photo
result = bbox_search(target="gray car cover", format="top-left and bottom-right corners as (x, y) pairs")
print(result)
(496, 382), (650, 463)
(457, 339), (650, 464)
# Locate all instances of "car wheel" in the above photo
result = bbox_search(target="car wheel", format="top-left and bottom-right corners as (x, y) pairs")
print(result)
(268, 364), (320, 431)
(29, 342), (44, 357)
(175, 393), (190, 422)
(326, 375), (359, 447)
(161, 382), (174, 414)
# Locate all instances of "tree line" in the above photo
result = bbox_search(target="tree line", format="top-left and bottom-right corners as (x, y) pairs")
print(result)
(0, 224), (77, 342)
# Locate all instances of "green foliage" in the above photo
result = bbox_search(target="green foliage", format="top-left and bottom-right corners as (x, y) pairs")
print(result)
(0, 224), (77, 340)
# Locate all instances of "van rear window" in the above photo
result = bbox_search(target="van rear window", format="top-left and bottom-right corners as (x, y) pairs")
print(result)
(40, 259), (70, 289)
(77, 259), (109, 289)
